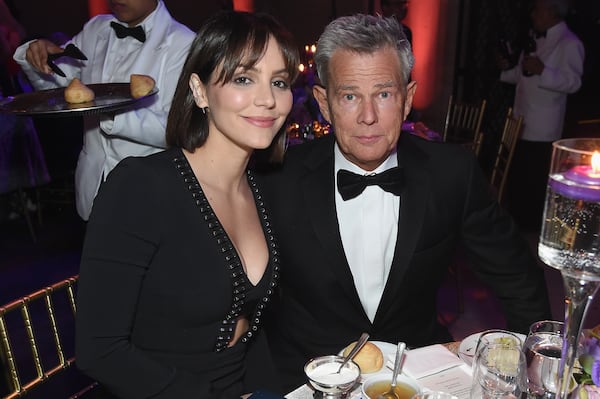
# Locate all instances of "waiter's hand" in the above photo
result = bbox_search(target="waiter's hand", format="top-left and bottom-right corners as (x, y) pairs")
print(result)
(522, 55), (544, 76)
(25, 38), (63, 75)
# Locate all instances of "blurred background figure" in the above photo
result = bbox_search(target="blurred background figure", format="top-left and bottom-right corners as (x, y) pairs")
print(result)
(498, 0), (584, 232)
(0, 0), (25, 96)
(381, 0), (412, 46)
(0, 0), (49, 227)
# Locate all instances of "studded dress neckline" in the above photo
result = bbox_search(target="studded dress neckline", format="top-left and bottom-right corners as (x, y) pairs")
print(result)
(172, 151), (280, 352)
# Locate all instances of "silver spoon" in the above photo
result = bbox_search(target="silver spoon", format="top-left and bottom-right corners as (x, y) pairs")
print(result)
(378, 342), (406, 399)
(336, 332), (370, 373)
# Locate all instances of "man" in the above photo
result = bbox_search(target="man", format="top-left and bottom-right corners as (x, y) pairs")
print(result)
(259, 14), (551, 393)
(500, 0), (584, 231)
(14, 0), (195, 220)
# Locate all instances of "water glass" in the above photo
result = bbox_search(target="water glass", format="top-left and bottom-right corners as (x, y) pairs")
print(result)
(470, 341), (527, 399)
(476, 329), (524, 355)
(523, 320), (578, 398)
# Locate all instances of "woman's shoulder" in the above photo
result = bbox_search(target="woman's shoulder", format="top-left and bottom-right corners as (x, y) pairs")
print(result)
(104, 148), (183, 189)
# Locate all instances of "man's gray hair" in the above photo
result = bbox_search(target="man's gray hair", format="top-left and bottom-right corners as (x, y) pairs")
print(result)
(314, 14), (414, 88)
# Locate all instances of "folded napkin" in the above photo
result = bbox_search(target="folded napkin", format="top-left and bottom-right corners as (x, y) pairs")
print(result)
(387, 344), (465, 379)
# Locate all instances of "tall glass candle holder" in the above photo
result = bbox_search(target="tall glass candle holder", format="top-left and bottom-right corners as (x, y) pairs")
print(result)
(538, 138), (600, 398)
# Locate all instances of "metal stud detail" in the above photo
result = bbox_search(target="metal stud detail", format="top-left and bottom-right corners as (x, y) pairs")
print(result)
(173, 155), (280, 352)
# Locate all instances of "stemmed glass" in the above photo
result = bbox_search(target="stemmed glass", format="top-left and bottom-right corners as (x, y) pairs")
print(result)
(538, 138), (600, 399)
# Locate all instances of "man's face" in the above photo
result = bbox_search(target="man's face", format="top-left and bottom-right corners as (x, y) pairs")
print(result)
(108, 0), (158, 26)
(382, 0), (409, 22)
(530, 0), (553, 33)
(313, 47), (416, 171)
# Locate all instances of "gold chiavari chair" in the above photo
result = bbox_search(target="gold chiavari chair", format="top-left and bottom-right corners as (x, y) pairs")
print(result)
(490, 107), (523, 205)
(442, 95), (487, 156)
(0, 276), (98, 399)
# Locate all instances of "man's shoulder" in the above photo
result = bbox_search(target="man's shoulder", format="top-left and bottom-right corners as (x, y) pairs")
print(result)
(400, 133), (470, 160)
(556, 23), (584, 48)
(165, 18), (195, 40)
(81, 14), (113, 33)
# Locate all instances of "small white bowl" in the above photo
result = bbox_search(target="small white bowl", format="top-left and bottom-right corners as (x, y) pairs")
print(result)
(304, 355), (361, 396)
(362, 373), (421, 399)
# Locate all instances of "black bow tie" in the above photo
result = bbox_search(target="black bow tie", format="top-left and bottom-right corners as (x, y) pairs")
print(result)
(110, 21), (146, 42)
(337, 167), (404, 201)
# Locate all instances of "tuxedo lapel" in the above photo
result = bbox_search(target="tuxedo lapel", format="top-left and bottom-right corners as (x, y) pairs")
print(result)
(302, 137), (368, 318)
(374, 135), (431, 325)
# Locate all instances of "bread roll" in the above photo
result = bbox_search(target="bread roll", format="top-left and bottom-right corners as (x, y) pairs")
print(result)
(64, 78), (95, 104)
(342, 341), (384, 373)
(130, 74), (155, 98)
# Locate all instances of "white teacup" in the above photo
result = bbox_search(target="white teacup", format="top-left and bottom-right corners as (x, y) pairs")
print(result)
(361, 373), (421, 399)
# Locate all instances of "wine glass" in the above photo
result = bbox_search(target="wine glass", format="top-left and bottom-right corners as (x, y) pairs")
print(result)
(469, 341), (527, 399)
(538, 138), (600, 399)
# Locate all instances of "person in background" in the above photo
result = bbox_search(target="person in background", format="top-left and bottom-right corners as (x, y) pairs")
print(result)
(499, 0), (584, 232)
(258, 14), (551, 393)
(0, 0), (24, 95)
(75, 10), (299, 399)
(13, 0), (195, 220)
(381, 0), (412, 47)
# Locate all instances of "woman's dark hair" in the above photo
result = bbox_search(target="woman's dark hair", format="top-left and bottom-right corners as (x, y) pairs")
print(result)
(166, 10), (300, 162)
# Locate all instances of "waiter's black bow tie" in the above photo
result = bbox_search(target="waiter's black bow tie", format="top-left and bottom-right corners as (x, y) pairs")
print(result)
(110, 21), (146, 42)
(337, 167), (404, 201)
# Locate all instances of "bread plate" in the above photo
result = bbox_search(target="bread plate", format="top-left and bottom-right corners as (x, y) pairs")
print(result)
(339, 340), (398, 378)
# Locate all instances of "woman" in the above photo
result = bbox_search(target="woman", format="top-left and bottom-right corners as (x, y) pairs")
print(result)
(75, 10), (299, 399)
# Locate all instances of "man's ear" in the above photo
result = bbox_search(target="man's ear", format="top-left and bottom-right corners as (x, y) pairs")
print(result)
(312, 84), (331, 123)
(189, 73), (209, 109)
(403, 80), (417, 120)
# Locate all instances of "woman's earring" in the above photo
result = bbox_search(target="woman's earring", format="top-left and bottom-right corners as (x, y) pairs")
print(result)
(201, 107), (209, 115)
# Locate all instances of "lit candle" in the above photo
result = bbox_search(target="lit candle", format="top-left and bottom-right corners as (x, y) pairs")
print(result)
(299, 64), (306, 73)
(550, 152), (600, 201)
(310, 44), (317, 54)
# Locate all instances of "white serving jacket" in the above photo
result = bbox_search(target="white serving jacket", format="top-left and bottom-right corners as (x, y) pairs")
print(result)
(14, 1), (194, 220)
(500, 21), (584, 142)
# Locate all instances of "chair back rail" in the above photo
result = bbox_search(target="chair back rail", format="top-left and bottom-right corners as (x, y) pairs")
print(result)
(490, 107), (523, 205)
(442, 95), (487, 155)
(0, 276), (85, 399)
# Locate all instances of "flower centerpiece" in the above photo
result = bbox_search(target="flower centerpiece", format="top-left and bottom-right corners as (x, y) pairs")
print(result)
(573, 325), (600, 398)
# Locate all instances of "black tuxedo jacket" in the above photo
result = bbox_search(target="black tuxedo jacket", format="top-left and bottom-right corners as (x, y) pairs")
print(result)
(258, 133), (550, 392)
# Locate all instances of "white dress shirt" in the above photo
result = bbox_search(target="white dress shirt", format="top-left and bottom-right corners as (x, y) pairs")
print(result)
(500, 21), (584, 142)
(334, 144), (400, 322)
(14, 1), (195, 220)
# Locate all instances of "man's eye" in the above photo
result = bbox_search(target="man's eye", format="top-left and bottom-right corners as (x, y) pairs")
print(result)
(343, 94), (355, 101)
(380, 92), (391, 99)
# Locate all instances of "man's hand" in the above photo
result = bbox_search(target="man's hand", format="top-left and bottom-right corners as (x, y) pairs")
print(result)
(25, 38), (64, 75)
(495, 52), (512, 71)
(522, 55), (544, 76)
